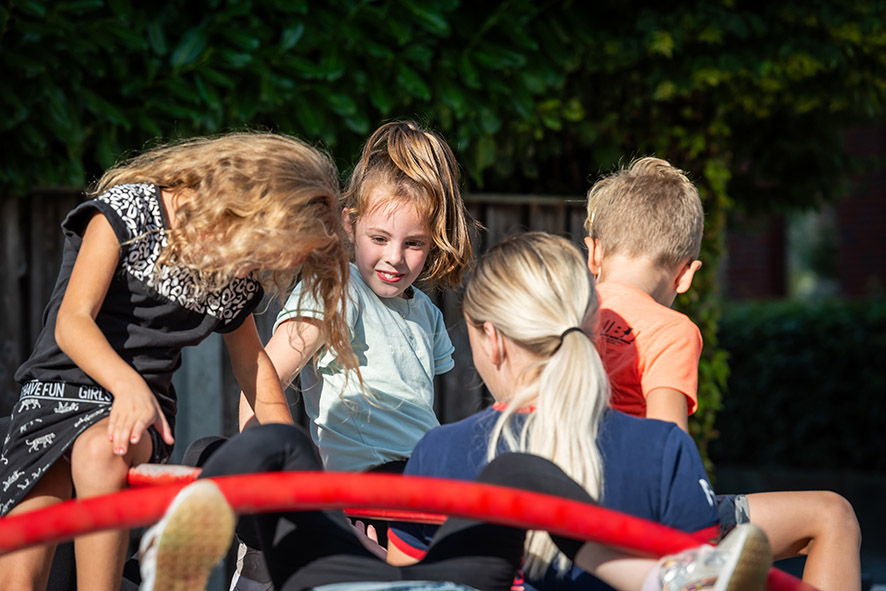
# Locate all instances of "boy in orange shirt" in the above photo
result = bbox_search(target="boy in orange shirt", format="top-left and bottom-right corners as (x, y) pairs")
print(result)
(584, 157), (861, 591)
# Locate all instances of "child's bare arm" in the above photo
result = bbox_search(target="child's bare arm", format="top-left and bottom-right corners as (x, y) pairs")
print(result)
(237, 318), (323, 430)
(645, 387), (689, 432)
(56, 213), (174, 455)
(386, 541), (419, 566)
(225, 317), (296, 426)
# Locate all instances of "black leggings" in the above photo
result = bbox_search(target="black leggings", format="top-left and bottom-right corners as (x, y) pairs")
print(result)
(199, 424), (592, 591)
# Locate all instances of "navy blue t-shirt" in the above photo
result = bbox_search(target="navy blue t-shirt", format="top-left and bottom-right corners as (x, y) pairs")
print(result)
(389, 407), (719, 591)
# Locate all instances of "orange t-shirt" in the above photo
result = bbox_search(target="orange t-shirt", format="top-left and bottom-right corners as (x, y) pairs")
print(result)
(596, 282), (701, 417)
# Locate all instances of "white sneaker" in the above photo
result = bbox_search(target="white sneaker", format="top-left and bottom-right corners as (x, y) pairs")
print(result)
(140, 480), (236, 591)
(658, 523), (772, 591)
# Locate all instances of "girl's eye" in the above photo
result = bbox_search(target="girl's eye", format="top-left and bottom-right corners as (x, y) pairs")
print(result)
(406, 240), (425, 248)
(370, 236), (386, 244)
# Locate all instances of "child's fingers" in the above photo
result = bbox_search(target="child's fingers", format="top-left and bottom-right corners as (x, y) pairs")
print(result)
(156, 413), (175, 445)
(112, 422), (130, 455)
(129, 419), (146, 446)
(365, 524), (378, 543)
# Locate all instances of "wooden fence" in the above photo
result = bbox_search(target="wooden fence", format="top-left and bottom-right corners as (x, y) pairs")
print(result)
(0, 190), (588, 458)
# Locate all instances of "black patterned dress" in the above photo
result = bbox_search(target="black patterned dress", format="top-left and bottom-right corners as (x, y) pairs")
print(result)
(0, 184), (263, 515)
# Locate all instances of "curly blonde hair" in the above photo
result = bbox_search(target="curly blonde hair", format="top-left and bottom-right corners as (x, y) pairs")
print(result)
(90, 132), (355, 373)
(342, 120), (476, 289)
(463, 232), (609, 578)
(585, 156), (704, 270)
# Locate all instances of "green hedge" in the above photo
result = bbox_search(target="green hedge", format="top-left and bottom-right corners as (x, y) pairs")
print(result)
(711, 298), (886, 471)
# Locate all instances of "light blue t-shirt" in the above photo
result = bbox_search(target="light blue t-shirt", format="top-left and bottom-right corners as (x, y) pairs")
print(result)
(275, 263), (454, 471)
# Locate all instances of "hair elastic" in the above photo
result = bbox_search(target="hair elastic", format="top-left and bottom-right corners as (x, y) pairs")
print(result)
(558, 327), (584, 343)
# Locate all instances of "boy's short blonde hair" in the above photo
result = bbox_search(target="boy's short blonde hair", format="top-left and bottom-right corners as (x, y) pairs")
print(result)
(585, 157), (704, 269)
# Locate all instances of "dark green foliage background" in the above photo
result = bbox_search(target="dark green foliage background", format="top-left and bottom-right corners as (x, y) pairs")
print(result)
(2, 0), (885, 459)
(713, 299), (886, 471)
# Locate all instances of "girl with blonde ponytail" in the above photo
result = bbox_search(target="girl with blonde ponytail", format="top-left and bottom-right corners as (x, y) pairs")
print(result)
(388, 232), (771, 590)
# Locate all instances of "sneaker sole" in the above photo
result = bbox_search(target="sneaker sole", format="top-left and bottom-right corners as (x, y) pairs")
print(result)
(148, 480), (235, 591)
(717, 524), (772, 591)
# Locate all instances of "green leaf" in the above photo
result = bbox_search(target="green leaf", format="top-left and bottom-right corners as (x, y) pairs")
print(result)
(17, 1), (47, 18)
(648, 31), (674, 57)
(147, 19), (167, 55)
(457, 54), (481, 89)
(46, 87), (74, 136)
(288, 56), (325, 79)
(136, 112), (163, 137)
(396, 62), (431, 101)
(165, 77), (200, 103)
(280, 24), (305, 51)
(561, 97), (584, 122)
(363, 39), (395, 60)
(194, 74), (221, 109)
(109, 26), (149, 51)
(403, 1), (451, 36)
(368, 75), (395, 114)
(472, 41), (527, 70)
(197, 65), (236, 88)
(222, 29), (261, 52)
(170, 27), (209, 72)
(381, 17), (413, 46)
(316, 88), (357, 117)
(107, 0), (132, 24)
(401, 44), (434, 68)
(509, 84), (534, 120)
(271, 0), (308, 13)
(436, 77), (466, 117)
(294, 94), (327, 137)
(478, 107), (501, 134)
(319, 49), (345, 81)
(474, 134), (497, 175)
(60, 1), (104, 14)
(344, 112), (370, 135)
(219, 49), (253, 69)
(94, 126), (118, 169)
(80, 89), (131, 129)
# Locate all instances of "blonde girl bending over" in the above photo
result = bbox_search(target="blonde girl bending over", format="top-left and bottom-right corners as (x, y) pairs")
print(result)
(0, 132), (354, 591)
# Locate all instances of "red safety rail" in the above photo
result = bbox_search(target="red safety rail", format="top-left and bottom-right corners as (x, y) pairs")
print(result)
(1, 472), (816, 591)
(127, 464), (445, 524)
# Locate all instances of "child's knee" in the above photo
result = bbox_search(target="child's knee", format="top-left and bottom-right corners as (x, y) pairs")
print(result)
(70, 430), (131, 485)
(817, 491), (861, 548)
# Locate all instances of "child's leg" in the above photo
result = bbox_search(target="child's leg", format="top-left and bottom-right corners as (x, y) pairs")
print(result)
(422, 454), (770, 591)
(199, 424), (386, 589)
(747, 490), (861, 591)
(70, 418), (154, 591)
(0, 459), (73, 590)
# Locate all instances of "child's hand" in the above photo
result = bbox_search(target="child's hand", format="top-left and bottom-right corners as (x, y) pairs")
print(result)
(350, 520), (387, 560)
(107, 383), (174, 455)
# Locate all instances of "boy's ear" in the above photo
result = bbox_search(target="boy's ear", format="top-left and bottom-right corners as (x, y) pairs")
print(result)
(583, 237), (603, 277)
(342, 207), (354, 241)
(674, 259), (703, 294)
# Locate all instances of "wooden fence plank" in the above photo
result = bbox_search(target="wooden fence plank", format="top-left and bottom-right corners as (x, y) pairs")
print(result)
(0, 198), (23, 414)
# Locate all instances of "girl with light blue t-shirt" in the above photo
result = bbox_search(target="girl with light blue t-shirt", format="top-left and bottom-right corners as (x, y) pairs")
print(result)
(239, 120), (475, 473)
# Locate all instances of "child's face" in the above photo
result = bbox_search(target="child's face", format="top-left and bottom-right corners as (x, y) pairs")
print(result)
(348, 187), (431, 299)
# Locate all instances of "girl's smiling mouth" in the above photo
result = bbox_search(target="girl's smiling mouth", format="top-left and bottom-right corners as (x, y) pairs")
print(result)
(376, 269), (404, 283)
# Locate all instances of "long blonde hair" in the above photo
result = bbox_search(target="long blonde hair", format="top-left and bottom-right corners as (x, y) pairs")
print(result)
(462, 232), (610, 577)
(91, 131), (356, 374)
(343, 120), (476, 289)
